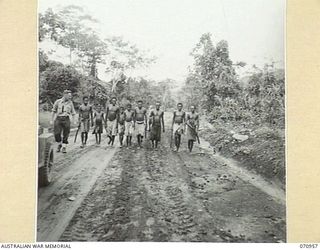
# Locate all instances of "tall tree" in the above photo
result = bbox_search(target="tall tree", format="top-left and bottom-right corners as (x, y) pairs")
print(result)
(78, 33), (108, 78)
(188, 33), (242, 111)
(39, 5), (106, 75)
(39, 8), (66, 42)
(104, 36), (156, 93)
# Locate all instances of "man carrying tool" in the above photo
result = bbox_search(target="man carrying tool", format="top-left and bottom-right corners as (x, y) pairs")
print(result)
(186, 105), (200, 153)
(171, 102), (186, 152)
(134, 100), (147, 149)
(149, 101), (165, 149)
(124, 103), (135, 147)
(78, 96), (93, 148)
(105, 97), (119, 146)
(51, 89), (76, 153)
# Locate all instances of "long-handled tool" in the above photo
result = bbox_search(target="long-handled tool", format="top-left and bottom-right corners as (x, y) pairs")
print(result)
(74, 122), (81, 143)
(144, 123), (147, 139)
(170, 128), (174, 148)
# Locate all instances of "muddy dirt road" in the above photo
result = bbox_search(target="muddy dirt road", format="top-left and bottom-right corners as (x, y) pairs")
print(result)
(37, 113), (285, 242)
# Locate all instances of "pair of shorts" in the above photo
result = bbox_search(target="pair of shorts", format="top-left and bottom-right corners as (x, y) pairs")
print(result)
(80, 119), (90, 133)
(93, 120), (103, 134)
(125, 121), (133, 136)
(135, 123), (145, 136)
(118, 123), (125, 136)
(106, 119), (117, 136)
(173, 123), (184, 135)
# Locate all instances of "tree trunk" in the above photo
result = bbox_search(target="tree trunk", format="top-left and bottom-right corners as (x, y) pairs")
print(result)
(90, 56), (97, 78)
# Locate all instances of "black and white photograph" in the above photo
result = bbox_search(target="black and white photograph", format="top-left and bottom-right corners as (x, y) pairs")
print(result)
(37, 0), (286, 242)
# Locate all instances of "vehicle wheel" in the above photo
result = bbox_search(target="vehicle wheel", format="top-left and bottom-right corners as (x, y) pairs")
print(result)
(39, 144), (54, 187)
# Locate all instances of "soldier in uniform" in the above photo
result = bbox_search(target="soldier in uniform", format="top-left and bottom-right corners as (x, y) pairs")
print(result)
(134, 100), (147, 148)
(117, 106), (126, 148)
(105, 97), (119, 146)
(186, 105), (200, 152)
(124, 103), (135, 147)
(78, 96), (93, 148)
(171, 103), (186, 152)
(149, 102), (165, 149)
(51, 90), (76, 153)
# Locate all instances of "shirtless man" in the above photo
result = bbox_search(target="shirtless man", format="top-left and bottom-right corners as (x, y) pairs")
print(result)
(117, 106), (126, 148)
(124, 103), (135, 147)
(171, 103), (186, 152)
(78, 96), (93, 148)
(134, 100), (147, 148)
(149, 102), (165, 149)
(92, 104), (104, 145)
(186, 105), (200, 152)
(105, 97), (119, 146)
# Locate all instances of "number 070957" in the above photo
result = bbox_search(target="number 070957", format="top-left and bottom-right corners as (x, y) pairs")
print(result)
(300, 244), (318, 248)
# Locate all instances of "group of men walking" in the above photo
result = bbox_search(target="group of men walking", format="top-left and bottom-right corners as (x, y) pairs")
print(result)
(51, 90), (200, 154)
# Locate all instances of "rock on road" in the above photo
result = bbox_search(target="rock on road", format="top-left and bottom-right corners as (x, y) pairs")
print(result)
(37, 113), (285, 242)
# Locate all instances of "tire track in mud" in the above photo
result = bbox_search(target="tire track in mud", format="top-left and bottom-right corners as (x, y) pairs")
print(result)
(49, 115), (285, 242)
(37, 139), (118, 242)
(99, 153), (143, 242)
(171, 147), (285, 242)
(143, 135), (245, 242)
(142, 146), (203, 242)
(38, 145), (98, 214)
(59, 148), (151, 241)
(59, 157), (122, 241)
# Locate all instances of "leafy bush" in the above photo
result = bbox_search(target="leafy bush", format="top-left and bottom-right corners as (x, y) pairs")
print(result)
(181, 33), (285, 128)
(39, 63), (81, 105)
(39, 53), (109, 108)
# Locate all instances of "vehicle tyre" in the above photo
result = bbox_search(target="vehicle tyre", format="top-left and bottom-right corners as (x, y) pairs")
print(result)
(39, 144), (54, 187)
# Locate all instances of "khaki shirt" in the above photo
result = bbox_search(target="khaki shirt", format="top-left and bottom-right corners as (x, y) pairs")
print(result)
(52, 98), (76, 118)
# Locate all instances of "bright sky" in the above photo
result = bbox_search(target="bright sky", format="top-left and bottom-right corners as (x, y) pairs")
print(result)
(39, 0), (285, 82)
